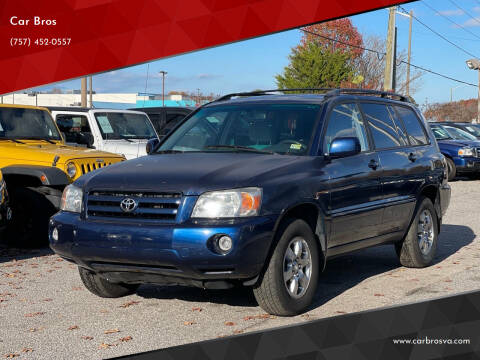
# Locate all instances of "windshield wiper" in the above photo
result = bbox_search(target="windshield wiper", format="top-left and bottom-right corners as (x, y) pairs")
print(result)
(155, 149), (185, 154)
(0, 138), (25, 144)
(204, 145), (275, 154)
(17, 137), (56, 144)
(118, 136), (134, 142)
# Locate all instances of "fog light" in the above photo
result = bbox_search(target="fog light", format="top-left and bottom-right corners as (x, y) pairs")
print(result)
(52, 227), (59, 241)
(217, 236), (233, 252)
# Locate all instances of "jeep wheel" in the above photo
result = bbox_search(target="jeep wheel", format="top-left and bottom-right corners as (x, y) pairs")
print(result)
(78, 267), (139, 298)
(395, 197), (438, 268)
(446, 158), (456, 181)
(6, 187), (55, 248)
(253, 219), (319, 316)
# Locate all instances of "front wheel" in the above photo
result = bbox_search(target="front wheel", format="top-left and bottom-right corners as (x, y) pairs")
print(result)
(78, 267), (139, 298)
(395, 197), (438, 268)
(253, 219), (319, 316)
(446, 158), (456, 181)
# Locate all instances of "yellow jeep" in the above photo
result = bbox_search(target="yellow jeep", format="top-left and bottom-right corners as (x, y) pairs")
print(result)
(0, 104), (125, 246)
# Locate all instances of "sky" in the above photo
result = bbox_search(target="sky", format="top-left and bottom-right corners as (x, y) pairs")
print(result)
(33, 0), (480, 107)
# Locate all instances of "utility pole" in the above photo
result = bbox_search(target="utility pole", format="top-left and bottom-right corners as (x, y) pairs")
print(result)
(406, 10), (413, 96)
(384, 6), (397, 92)
(81, 77), (87, 107)
(159, 71), (167, 107)
(89, 75), (93, 108)
(466, 59), (480, 123)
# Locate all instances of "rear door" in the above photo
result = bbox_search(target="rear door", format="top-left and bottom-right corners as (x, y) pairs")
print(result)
(360, 102), (419, 235)
(322, 102), (383, 249)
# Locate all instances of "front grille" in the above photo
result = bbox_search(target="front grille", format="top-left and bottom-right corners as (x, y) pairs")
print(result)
(79, 161), (113, 175)
(86, 190), (182, 222)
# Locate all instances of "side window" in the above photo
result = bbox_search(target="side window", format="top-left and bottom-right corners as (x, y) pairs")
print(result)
(361, 103), (407, 149)
(323, 103), (369, 154)
(395, 106), (428, 145)
(146, 113), (163, 134)
(55, 114), (91, 143)
(163, 113), (188, 136)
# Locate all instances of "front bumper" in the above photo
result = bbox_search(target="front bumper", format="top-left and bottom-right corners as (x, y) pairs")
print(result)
(454, 156), (480, 172)
(49, 212), (277, 287)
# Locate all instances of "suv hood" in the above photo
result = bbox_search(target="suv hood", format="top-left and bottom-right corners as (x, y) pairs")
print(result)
(0, 141), (123, 165)
(437, 139), (480, 148)
(80, 152), (312, 195)
(101, 139), (148, 160)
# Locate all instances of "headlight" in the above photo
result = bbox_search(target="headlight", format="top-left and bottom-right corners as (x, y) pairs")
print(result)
(458, 147), (474, 156)
(60, 185), (83, 213)
(191, 187), (262, 218)
(66, 162), (77, 178)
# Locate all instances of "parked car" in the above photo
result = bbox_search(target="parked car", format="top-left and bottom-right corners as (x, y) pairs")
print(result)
(434, 122), (480, 139)
(50, 89), (450, 316)
(0, 170), (12, 239)
(49, 107), (159, 160)
(429, 123), (480, 180)
(0, 104), (125, 247)
(131, 106), (193, 137)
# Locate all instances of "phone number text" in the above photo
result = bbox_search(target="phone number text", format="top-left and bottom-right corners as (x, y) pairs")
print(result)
(10, 38), (72, 47)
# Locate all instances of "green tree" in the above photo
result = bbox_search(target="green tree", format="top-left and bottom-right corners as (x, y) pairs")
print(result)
(275, 42), (354, 89)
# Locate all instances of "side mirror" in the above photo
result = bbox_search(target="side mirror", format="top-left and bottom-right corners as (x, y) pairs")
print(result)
(329, 137), (361, 158)
(146, 138), (160, 155)
(76, 132), (95, 148)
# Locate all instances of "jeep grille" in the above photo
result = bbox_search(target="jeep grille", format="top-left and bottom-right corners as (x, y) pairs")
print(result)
(79, 161), (113, 175)
(86, 191), (182, 222)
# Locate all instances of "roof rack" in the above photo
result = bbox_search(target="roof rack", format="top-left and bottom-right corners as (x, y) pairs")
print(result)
(213, 88), (411, 103)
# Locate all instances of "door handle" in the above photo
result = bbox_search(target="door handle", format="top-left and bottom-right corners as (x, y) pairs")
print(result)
(408, 152), (417, 162)
(368, 159), (379, 170)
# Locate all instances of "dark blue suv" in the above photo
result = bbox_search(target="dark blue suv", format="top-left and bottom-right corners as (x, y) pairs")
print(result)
(429, 123), (480, 180)
(49, 89), (451, 316)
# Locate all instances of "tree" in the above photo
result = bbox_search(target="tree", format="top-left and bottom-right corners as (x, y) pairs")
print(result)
(424, 99), (477, 123)
(301, 19), (363, 59)
(275, 42), (354, 89)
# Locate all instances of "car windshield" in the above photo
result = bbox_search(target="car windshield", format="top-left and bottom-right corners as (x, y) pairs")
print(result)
(443, 125), (477, 140)
(462, 124), (480, 137)
(431, 126), (452, 140)
(94, 112), (156, 140)
(0, 107), (61, 141)
(157, 104), (322, 155)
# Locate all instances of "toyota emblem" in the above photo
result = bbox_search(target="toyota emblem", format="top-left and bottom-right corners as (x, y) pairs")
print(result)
(120, 198), (138, 213)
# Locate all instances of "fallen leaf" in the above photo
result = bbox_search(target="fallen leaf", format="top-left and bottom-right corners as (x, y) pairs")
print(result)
(98, 343), (113, 349)
(233, 330), (243, 334)
(183, 321), (196, 326)
(43, 298), (53, 302)
(374, 293), (385, 297)
(119, 336), (133, 342)
(24, 312), (45, 317)
(21, 348), (33, 353)
(192, 307), (203, 312)
(445, 279), (453, 283)
(28, 327), (44, 332)
(335, 311), (347, 314)
(81, 336), (93, 340)
(72, 287), (83, 291)
(224, 321), (236, 326)
(68, 325), (79, 331)
(119, 300), (140, 308)
(3, 353), (19, 358)
(104, 329), (120, 334)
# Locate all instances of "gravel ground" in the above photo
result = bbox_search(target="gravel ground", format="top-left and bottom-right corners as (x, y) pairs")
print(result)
(0, 179), (479, 359)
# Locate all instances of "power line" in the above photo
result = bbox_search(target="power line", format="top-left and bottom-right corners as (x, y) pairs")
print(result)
(399, 5), (480, 59)
(300, 27), (478, 87)
(447, 0), (480, 28)
(422, 1), (480, 41)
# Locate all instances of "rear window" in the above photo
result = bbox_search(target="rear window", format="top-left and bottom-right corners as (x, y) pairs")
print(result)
(395, 106), (428, 145)
(360, 103), (407, 149)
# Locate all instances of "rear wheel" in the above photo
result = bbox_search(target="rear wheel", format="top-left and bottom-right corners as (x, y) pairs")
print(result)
(446, 158), (456, 181)
(253, 219), (319, 316)
(78, 267), (139, 298)
(6, 187), (55, 248)
(395, 197), (438, 268)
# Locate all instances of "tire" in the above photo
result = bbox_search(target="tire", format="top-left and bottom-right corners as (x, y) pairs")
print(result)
(6, 187), (56, 248)
(253, 219), (320, 316)
(78, 267), (139, 298)
(446, 158), (456, 181)
(395, 197), (438, 268)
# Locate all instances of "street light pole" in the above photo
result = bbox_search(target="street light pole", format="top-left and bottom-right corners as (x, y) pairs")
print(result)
(159, 71), (167, 107)
(466, 59), (480, 124)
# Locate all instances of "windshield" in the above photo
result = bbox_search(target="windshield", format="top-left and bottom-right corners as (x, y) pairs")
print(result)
(94, 112), (156, 140)
(431, 126), (452, 140)
(463, 124), (480, 137)
(157, 104), (321, 155)
(0, 107), (61, 140)
(443, 125), (477, 140)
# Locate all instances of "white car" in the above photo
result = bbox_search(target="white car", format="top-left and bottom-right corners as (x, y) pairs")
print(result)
(49, 108), (158, 160)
